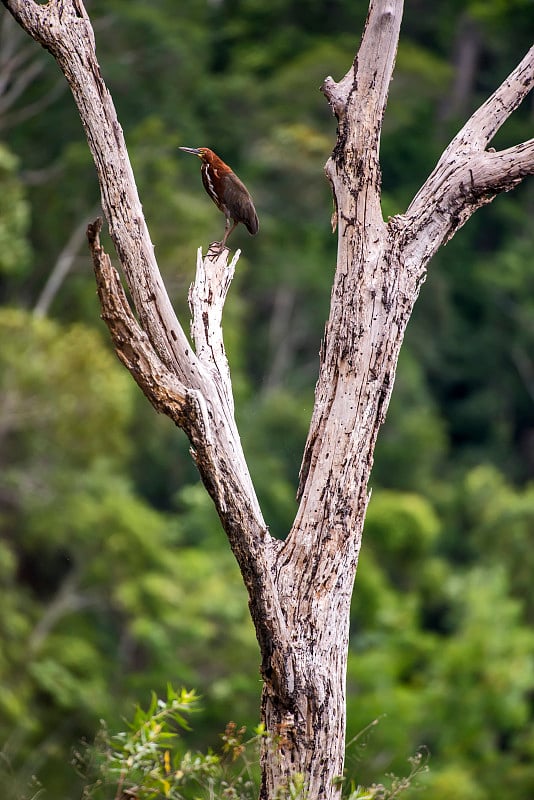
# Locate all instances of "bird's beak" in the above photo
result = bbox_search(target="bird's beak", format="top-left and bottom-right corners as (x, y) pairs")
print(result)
(179, 147), (201, 156)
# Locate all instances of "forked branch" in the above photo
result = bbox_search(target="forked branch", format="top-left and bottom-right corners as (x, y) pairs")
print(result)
(87, 219), (193, 429)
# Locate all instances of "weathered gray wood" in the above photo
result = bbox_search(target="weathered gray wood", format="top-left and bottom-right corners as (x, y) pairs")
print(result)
(188, 245), (241, 416)
(3, 1), (534, 798)
(265, 5), (406, 796)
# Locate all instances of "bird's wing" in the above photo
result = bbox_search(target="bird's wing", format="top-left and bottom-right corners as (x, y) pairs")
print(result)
(222, 174), (259, 235)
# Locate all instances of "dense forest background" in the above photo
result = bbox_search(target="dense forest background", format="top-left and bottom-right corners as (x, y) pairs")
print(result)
(1, 0), (534, 798)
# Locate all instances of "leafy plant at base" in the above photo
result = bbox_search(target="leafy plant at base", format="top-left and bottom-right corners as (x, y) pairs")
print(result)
(77, 686), (260, 800)
(77, 688), (427, 800)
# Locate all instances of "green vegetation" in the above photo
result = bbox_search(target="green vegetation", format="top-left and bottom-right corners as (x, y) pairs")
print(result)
(76, 686), (427, 800)
(1, 1), (533, 798)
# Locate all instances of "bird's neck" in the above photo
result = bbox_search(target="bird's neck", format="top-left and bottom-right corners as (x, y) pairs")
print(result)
(207, 153), (233, 175)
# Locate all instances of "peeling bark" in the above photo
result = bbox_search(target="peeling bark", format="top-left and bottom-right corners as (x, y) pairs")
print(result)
(3, 0), (534, 798)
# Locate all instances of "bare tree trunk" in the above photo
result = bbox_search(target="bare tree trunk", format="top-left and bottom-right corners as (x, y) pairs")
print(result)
(3, 1), (534, 798)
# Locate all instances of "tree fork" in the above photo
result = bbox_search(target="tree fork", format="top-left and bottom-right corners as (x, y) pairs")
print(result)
(3, 1), (534, 799)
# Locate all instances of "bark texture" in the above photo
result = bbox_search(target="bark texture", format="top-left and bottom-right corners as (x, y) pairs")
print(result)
(3, 1), (534, 798)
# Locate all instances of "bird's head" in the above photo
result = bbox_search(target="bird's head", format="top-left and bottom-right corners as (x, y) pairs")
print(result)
(179, 146), (215, 164)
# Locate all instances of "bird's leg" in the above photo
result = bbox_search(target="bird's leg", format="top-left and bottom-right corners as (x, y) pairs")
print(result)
(220, 217), (238, 248)
(208, 218), (237, 254)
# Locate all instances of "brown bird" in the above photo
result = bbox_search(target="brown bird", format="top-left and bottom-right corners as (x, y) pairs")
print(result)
(180, 147), (259, 249)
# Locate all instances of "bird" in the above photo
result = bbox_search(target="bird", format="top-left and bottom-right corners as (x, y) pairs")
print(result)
(179, 147), (259, 249)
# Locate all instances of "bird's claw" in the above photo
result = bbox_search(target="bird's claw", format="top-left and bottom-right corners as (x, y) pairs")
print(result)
(207, 240), (229, 255)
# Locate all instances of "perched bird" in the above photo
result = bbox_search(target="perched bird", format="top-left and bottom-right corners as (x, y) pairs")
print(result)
(179, 147), (259, 249)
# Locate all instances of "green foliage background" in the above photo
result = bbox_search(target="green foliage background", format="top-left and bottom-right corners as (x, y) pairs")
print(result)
(1, 1), (534, 798)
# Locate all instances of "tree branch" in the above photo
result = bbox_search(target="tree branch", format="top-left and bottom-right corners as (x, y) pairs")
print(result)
(188, 246), (241, 417)
(322, 0), (402, 127)
(87, 219), (193, 425)
(298, 0), (403, 503)
(86, 220), (257, 523)
(321, 0), (403, 216)
(478, 139), (534, 190)
(462, 45), (534, 148)
(404, 46), (534, 269)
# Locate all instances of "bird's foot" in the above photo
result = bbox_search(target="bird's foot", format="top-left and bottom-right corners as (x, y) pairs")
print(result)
(207, 240), (229, 256)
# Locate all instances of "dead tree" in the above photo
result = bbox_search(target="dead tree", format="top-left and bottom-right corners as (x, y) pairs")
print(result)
(2, 0), (534, 797)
